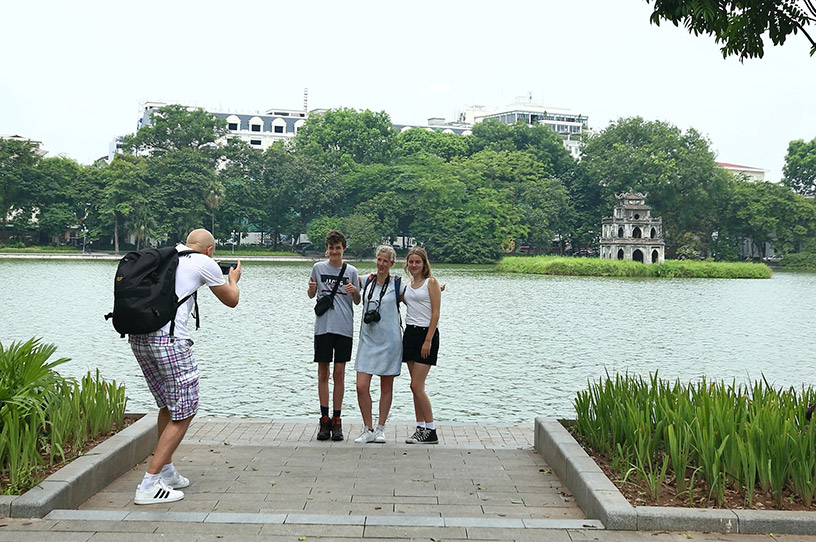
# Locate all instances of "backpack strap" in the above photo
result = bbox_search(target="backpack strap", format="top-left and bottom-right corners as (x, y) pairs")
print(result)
(169, 249), (201, 339)
(393, 276), (402, 308)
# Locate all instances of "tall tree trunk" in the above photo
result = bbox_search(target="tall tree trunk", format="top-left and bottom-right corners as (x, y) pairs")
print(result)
(114, 218), (120, 256)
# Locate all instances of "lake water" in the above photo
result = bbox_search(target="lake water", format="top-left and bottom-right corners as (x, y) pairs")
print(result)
(2, 258), (815, 423)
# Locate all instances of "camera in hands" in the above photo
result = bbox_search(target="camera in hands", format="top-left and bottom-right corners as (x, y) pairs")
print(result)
(219, 262), (237, 274)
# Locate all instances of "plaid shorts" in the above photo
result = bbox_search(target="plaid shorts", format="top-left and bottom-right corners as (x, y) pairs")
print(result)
(129, 331), (199, 421)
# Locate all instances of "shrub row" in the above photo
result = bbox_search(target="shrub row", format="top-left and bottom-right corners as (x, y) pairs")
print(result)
(498, 256), (772, 279)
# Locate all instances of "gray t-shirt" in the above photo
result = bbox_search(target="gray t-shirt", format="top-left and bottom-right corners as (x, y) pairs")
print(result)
(310, 260), (359, 338)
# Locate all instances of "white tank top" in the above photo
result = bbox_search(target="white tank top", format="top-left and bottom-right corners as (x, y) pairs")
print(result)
(404, 277), (432, 326)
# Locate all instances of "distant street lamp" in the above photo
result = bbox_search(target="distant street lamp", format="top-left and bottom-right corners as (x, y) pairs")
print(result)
(82, 226), (88, 254)
(231, 230), (235, 255)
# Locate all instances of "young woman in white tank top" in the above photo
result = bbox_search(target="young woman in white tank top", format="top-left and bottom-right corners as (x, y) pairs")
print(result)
(401, 247), (442, 444)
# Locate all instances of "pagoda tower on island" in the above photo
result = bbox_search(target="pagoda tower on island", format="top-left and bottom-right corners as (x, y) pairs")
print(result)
(600, 192), (665, 264)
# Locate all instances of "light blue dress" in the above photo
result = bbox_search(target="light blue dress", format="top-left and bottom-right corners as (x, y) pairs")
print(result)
(355, 276), (402, 376)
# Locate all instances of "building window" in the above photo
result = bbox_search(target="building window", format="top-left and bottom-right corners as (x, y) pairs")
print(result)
(228, 122), (238, 130)
(251, 124), (261, 132)
(250, 139), (262, 146)
(274, 125), (284, 134)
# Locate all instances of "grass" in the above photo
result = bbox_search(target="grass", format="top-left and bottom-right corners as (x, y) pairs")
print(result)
(0, 245), (80, 253)
(572, 372), (816, 508)
(0, 338), (127, 494)
(497, 255), (772, 279)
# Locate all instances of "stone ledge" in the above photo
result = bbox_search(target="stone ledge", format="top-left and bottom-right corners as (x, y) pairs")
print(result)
(3, 413), (156, 519)
(533, 416), (816, 535)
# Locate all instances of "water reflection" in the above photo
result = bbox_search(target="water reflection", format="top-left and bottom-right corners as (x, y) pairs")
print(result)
(1, 259), (814, 423)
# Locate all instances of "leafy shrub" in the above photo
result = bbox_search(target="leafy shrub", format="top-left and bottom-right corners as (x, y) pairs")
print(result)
(573, 372), (816, 507)
(0, 339), (127, 494)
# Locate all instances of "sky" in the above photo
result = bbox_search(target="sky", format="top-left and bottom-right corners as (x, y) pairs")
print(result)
(2, 1), (814, 182)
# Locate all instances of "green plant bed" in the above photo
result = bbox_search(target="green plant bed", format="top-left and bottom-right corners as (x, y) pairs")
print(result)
(572, 372), (816, 509)
(0, 245), (80, 253)
(498, 255), (772, 279)
(0, 339), (127, 494)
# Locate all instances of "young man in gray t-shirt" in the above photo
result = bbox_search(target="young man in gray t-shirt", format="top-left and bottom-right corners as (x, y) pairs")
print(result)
(307, 230), (360, 441)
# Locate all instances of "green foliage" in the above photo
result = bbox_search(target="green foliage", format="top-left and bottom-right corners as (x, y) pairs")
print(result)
(777, 252), (816, 270)
(497, 255), (772, 278)
(578, 117), (728, 253)
(0, 339), (126, 494)
(573, 373), (816, 508)
(122, 104), (227, 156)
(396, 128), (472, 161)
(645, 0), (816, 60)
(782, 137), (816, 196)
(294, 108), (398, 167)
(342, 213), (381, 258)
(306, 216), (343, 252)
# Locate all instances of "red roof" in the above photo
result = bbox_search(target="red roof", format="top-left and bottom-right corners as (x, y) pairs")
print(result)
(716, 162), (764, 171)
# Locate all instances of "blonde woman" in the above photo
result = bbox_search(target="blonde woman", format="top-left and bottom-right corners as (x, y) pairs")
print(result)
(354, 245), (403, 444)
(401, 247), (441, 444)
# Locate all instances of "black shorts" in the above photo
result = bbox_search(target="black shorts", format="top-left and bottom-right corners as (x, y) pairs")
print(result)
(314, 333), (352, 364)
(402, 325), (439, 366)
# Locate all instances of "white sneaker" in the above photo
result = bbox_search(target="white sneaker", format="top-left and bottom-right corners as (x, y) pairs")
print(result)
(161, 470), (190, 489)
(354, 428), (376, 443)
(374, 427), (386, 443)
(134, 479), (184, 505)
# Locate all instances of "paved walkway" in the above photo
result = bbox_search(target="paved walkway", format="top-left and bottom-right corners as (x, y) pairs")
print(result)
(1, 418), (815, 541)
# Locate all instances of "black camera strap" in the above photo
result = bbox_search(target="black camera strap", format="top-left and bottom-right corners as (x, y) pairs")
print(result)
(364, 273), (390, 311)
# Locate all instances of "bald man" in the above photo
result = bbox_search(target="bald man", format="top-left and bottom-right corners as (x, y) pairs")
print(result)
(130, 229), (241, 505)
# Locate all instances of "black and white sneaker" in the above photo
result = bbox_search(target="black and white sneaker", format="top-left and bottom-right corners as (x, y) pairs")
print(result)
(134, 479), (184, 505)
(414, 428), (438, 444)
(405, 427), (425, 444)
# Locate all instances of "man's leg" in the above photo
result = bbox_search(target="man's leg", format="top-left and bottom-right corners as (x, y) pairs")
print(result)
(147, 414), (194, 474)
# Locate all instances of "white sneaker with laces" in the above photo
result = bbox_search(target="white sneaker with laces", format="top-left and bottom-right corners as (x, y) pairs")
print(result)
(354, 428), (376, 443)
(134, 479), (184, 505)
(161, 470), (190, 489)
(374, 426), (386, 443)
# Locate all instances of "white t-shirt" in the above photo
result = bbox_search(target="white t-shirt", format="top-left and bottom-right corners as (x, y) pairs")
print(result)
(158, 244), (225, 339)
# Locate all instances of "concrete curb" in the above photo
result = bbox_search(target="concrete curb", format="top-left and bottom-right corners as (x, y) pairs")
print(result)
(534, 417), (816, 535)
(3, 413), (156, 519)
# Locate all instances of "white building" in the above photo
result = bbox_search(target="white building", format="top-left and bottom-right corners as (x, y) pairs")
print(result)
(716, 162), (767, 182)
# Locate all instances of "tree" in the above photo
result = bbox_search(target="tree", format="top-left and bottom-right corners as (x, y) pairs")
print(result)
(306, 216), (343, 252)
(99, 154), (150, 254)
(0, 138), (41, 243)
(34, 156), (83, 244)
(342, 213), (380, 258)
(469, 120), (575, 178)
(578, 117), (728, 254)
(782, 137), (816, 195)
(645, 0), (816, 60)
(718, 179), (816, 258)
(396, 128), (472, 161)
(122, 104), (228, 156)
(148, 148), (217, 243)
(293, 108), (398, 168)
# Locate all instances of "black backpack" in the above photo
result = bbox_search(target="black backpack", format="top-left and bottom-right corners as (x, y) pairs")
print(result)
(105, 247), (200, 338)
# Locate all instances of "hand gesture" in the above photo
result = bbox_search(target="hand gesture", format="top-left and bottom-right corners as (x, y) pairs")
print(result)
(308, 276), (317, 297)
(343, 278), (358, 296)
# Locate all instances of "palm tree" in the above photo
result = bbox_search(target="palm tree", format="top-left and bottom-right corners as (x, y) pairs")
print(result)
(203, 182), (225, 233)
